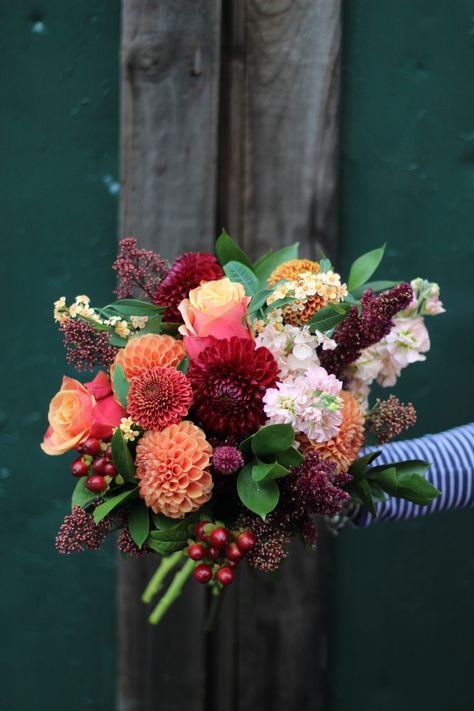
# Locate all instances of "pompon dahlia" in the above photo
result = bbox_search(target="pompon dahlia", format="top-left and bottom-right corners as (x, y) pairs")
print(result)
(268, 258), (320, 287)
(212, 446), (244, 475)
(152, 252), (224, 322)
(135, 421), (213, 518)
(110, 333), (185, 384)
(299, 390), (365, 472)
(127, 367), (193, 431)
(187, 337), (280, 436)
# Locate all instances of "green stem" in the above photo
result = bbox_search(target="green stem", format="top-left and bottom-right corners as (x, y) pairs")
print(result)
(205, 586), (222, 632)
(148, 558), (195, 625)
(142, 551), (183, 604)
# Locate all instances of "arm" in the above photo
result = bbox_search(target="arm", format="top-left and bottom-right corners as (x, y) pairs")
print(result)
(354, 423), (474, 526)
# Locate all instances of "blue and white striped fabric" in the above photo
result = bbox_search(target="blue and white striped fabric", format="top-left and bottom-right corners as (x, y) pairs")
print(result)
(355, 423), (474, 527)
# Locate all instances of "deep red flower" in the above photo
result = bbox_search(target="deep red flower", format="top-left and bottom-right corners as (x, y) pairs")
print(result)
(152, 252), (224, 322)
(187, 337), (279, 436)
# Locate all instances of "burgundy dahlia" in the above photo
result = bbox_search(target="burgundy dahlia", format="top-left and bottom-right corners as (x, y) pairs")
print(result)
(152, 252), (224, 322)
(320, 283), (413, 377)
(187, 337), (279, 437)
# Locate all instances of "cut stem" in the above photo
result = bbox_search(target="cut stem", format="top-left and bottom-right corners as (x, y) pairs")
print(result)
(142, 551), (183, 604)
(148, 558), (195, 625)
(205, 586), (222, 632)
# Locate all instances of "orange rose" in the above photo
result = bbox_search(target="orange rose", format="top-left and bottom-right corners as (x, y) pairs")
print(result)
(177, 277), (252, 360)
(41, 372), (125, 455)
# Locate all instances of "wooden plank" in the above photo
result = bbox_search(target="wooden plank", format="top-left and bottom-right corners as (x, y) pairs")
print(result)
(118, 2), (221, 710)
(211, 2), (341, 709)
(217, 0), (341, 260)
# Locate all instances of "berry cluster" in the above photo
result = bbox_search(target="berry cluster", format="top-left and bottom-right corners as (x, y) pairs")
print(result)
(71, 437), (118, 493)
(188, 521), (255, 587)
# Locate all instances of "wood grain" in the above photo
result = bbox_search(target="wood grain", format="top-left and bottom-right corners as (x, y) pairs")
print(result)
(118, 2), (221, 710)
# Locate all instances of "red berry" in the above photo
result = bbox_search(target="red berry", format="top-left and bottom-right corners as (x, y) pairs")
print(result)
(92, 456), (107, 475)
(85, 475), (106, 493)
(237, 532), (255, 552)
(225, 542), (243, 563)
(188, 544), (206, 561)
(196, 521), (210, 542)
(207, 546), (220, 560)
(209, 527), (230, 549)
(192, 564), (213, 584)
(105, 445), (113, 460)
(217, 566), (234, 586)
(70, 456), (89, 478)
(104, 461), (117, 477)
(80, 437), (102, 456)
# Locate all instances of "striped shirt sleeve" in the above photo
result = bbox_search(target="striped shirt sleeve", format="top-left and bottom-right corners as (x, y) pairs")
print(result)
(354, 422), (474, 527)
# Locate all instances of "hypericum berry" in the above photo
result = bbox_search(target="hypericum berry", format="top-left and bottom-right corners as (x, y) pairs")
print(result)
(85, 475), (107, 493)
(104, 461), (117, 477)
(217, 566), (234, 586)
(237, 531), (256, 552)
(196, 521), (210, 542)
(225, 542), (243, 563)
(188, 544), (206, 561)
(209, 527), (230, 549)
(104, 445), (113, 460)
(70, 456), (89, 478)
(192, 564), (213, 584)
(207, 546), (220, 560)
(92, 456), (107, 475)
(80, 437), (102, 456)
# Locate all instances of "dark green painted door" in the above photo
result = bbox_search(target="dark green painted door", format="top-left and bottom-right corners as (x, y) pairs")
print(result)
(329, 2), (474, 710)
(0, 3), (120, 709)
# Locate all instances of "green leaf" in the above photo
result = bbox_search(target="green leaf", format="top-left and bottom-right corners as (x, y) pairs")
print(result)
(251, 460), (289, 482)
(215, 229), (254, 270)
(396, 472), (440, 505)
(368, 466), (399, 495)
(113, 363), (130, 409)
(248, 289), (272, 315)
(71, 476), (96, 509)
(349, 451), (382, 480)
(139, 314), (163, 335)
(308, 303), (351, 333)
(251, 424), (295, 458)
(347, 244), (386, 292)
(239, 434), (254, 461)
(253, 243), (299, 285)
(93, 487), (137, 524)
(109, 333), (129, 348)
(253, 250), (273, 270)
(147, 538), (186, 555)
(346, 478), (377, 516)
(151, 510), (204, 534)
(128, 502), (150, 548)
(224, 260), (259, 296)
(111, 428), (136, 483)
(368, 481), (389, 502)
(319, 258), (332, 273)
(275, 447), (304, 468)
(351, 280), (401, 299)
(103, 299), (166, 317)
(391, 459), (431, 477)
(177, 356), (190, 374)
(237, 464), (280, 519)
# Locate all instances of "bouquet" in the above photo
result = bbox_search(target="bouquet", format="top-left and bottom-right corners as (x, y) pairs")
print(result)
(42, 233), (444, 624)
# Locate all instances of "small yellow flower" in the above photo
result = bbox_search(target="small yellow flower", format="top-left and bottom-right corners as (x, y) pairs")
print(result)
(115, 320), (131, 338)
(119, 416), (140, 442)
(53, 296), (68, 323)
(130, 315), (148, 330)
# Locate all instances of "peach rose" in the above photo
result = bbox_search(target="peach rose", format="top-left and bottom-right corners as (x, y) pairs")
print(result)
(177, 277), (252, 360)
(41, 371), (125, 455)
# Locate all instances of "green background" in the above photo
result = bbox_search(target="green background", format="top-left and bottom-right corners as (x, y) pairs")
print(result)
(329, 2), (474, 711)
(0, 2), (120, 709)
(1, 1), (472, 710)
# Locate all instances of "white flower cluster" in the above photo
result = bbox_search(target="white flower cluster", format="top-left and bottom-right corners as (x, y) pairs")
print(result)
(267, 270), (348, 307)
(53, 295), (148, 339)
(255, 322), (336, 379)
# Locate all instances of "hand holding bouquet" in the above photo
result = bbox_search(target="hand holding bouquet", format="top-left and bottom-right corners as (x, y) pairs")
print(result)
(42, 234), (444, 624)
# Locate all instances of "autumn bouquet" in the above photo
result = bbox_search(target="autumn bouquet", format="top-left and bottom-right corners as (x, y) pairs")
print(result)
(42, 233), (444, 624)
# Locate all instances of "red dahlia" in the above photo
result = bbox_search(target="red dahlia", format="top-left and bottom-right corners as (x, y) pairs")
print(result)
(187, 337), (279, 436)
(127, 366), (193, 431)
(152, 252), (224, 322)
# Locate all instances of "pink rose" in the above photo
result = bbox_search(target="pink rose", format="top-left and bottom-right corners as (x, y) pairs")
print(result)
(41, 371), (125, 455)
(177, 277), (252, 360)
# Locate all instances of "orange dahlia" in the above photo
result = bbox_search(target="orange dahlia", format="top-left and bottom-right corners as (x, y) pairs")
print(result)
(136, 420), (213, 519)
(267, 258), (320, 287)
(127, 367), (193, 431)
(110, 333), (185, 384)
(299, 391), (365, 472)
(283, 295), (326, 325)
